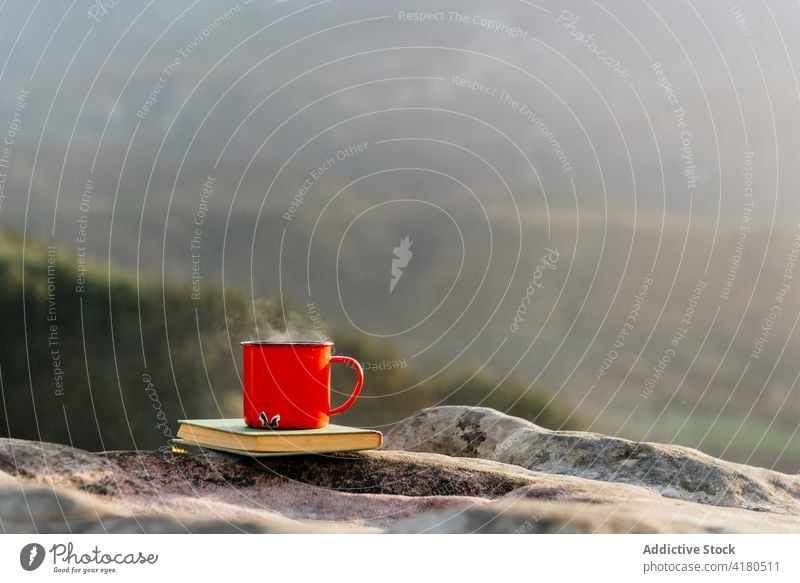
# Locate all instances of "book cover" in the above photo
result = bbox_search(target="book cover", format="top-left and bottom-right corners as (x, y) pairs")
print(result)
(175, 418), (382, 455)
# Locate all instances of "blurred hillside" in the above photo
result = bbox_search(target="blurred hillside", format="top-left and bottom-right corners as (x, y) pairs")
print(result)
(0, 232), (574, 451)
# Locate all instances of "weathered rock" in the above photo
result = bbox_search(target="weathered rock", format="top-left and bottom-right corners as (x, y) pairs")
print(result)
(1, 405), (799, 534)
(384, 406), (800, 515)
(389, 490), (800, 534)
(1, 438), (537, 533)
(0, 437), (138, 495)
(0, 469), (272, 533)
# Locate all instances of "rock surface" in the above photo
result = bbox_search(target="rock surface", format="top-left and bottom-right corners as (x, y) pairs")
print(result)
(1, 407), (798, 533)
(385, 406), (800, 516)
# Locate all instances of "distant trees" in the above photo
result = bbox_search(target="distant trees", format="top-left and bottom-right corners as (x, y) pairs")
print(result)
(0, 233), (575, 451)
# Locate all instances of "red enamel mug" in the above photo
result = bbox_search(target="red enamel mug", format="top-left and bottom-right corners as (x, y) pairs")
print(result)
(241, 340), (364, 429)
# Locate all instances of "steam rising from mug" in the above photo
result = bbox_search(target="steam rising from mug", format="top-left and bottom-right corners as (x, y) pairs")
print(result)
(239, 297), (332, 344)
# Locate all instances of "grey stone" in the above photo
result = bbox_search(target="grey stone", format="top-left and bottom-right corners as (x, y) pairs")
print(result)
(384, 406), (800, 515)
(2, 406), (799, 533)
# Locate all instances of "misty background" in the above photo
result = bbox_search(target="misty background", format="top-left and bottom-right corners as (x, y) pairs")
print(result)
(1, 0), (799, 471)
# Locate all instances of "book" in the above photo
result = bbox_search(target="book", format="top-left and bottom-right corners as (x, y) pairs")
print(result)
(175, 418), (383, 456)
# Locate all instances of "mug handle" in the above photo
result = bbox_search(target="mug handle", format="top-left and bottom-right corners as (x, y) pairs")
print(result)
(329, 355), (364, 415)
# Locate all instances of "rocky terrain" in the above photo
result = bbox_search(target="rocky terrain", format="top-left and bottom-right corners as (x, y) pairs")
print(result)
(1, 406), (798, 533)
